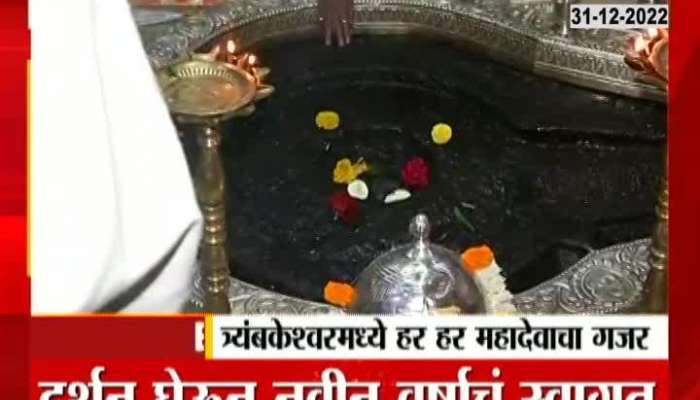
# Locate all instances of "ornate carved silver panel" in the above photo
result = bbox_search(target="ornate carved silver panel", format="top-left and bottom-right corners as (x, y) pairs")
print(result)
(189, 274), (342, 314)
(514, 239), (651, 314)
(188, 239), (651, 314)
(141, 1), (661, 315)
(138, 0), (665, 101)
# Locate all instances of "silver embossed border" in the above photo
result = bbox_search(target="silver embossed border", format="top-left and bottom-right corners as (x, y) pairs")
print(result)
(514, 238), (651, 314)
(188, 238), (652, 314)
(140, 0), (665, 101)
(149, 1), (660, 314)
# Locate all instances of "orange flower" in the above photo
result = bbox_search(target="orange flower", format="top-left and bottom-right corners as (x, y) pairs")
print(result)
(323, 281), (357, 308)
(461, 245), (495, 273)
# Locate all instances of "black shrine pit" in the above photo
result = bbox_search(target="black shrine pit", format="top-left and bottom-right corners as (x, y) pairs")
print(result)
(181, 34), (665, 303)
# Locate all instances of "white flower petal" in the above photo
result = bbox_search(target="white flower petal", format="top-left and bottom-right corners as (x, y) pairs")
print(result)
(384, 189), (411, 204)
(347, 179), (369, 200)
(474, 261), (517, 315)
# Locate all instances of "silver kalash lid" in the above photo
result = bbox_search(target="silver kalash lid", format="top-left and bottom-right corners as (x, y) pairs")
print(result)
(350, 214), (486, 314)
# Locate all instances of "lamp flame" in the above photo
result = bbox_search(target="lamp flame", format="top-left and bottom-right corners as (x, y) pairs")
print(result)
(624, 28), (668, 90)
(634, 35), (646, 53)
(226, 40), (236, 54)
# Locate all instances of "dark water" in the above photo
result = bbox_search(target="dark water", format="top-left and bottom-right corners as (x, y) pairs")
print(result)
(184, 34), (666, 302)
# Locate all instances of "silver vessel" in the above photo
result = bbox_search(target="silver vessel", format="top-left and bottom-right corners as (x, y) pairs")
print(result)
(350, 214), (486, 315)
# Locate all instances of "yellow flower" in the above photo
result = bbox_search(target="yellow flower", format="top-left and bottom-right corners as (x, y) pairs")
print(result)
(333, 159), (357, 183)
(315, 110), (340, 131)
(431, 123), (453, 145)
(353, 158), (369, 175)
(333, 158), (369, 184)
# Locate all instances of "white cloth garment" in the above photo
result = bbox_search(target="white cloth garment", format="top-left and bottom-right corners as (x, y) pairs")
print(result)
(30, 0), (203, 313)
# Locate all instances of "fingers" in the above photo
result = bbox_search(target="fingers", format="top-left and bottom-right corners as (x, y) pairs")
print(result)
(325, 21), (333, 46)
(343, 0), (353, 45)
(319, 0), (354, 47)
(333, 18), (345, 47)
(319, 0), (331, 46)
(346, 0), (354, 25)
(341, 17), (351, 45)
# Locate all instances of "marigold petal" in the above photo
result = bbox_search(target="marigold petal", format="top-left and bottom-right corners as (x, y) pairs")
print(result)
(431, 123), (453, 145)
(352, 159), (370, 175)
(316, 111), (340, 131)
(323, 281), (356, 307)
(461, 245), (495, 272)
(333, 158), (358, 183)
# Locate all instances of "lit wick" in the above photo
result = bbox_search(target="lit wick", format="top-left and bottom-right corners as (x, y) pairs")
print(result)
(227, 39), (236, 54)
(225, 39), (238, 64)
(634, 34), (646, 54)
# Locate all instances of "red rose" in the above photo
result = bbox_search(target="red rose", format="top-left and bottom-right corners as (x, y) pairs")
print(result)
(330, 191), (361, 225)
(402, 156), (430, 190)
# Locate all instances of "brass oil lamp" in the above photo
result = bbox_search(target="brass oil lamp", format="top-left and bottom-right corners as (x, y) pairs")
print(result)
(158, 42), (273, 313)
(624, 29), (668, 313)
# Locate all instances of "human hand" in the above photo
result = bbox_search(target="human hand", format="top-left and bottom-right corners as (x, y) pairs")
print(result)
(318, 0), (354, 47)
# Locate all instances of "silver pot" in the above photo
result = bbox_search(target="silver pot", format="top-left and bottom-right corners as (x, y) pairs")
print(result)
(350, 214), (486, 314)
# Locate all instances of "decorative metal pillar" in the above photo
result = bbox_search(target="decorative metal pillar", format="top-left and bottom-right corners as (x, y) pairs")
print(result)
(622, 28), (668, 314)
(641, 149), (668, 313)
(193, 122), (231, 313)
(159, 57), (273, 313)
(554, 0), (571, 37)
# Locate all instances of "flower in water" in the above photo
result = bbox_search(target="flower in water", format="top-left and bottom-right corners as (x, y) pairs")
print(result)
(333, 158), (369, 184)
(315, 110), (340, 131)
(353, 158), (369, 175)
(431, 123), (453, 145)
(347, 179), (369, 200)
(402, 156), (430, 190)
(333, 159), (356, 183)
(384, 188), (411, 204)
(461, 245), (495, 273)
(324, 281), (357, 307)
(330, 191), (361, 225)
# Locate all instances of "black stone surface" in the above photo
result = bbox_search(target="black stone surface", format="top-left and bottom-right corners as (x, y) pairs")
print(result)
(184, 34), (666, 302)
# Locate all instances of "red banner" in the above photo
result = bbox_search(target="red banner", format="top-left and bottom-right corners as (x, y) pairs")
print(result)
(1, 0), (699, 398)
(31, 360), (668, 400)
